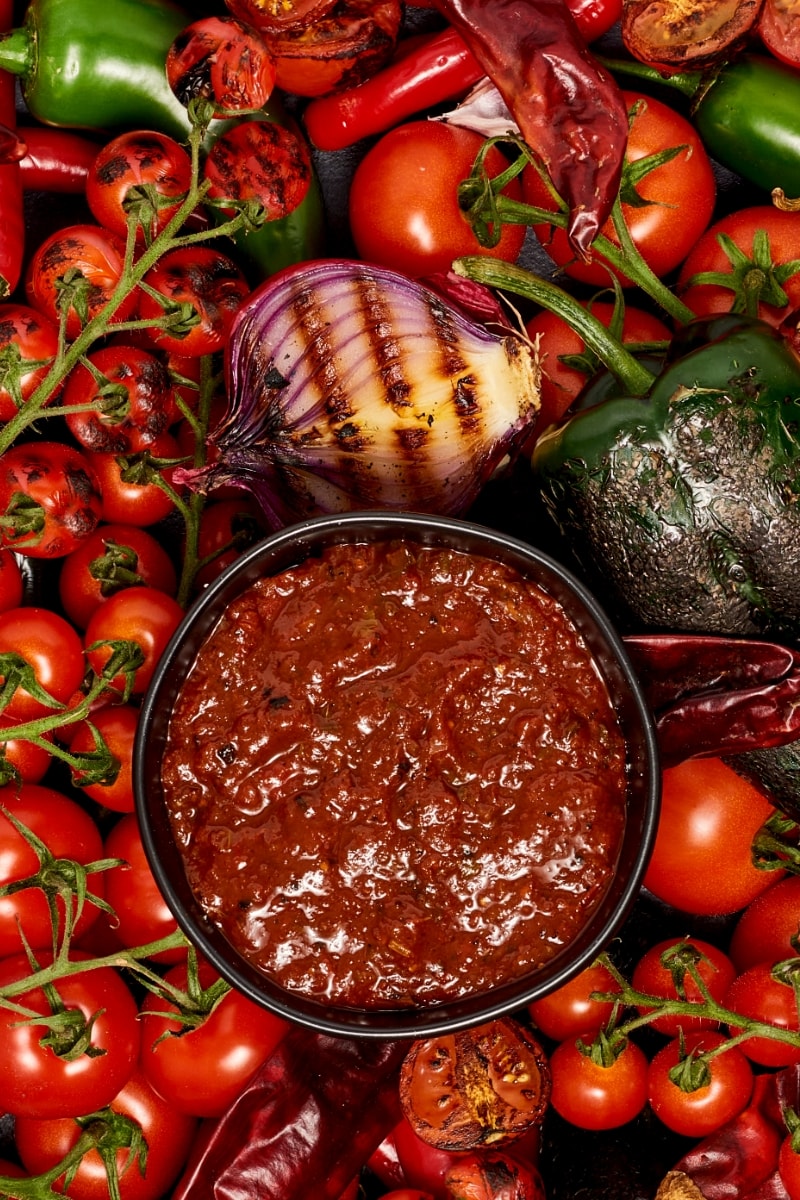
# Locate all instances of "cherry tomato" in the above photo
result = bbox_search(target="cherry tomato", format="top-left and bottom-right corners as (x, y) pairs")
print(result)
(392, 1116), (464, 1199)
(63, 344), (180, 454)
(642, 758), (782, 916)
(86, 131), (192, 243)
(84, 586), (184, 695)
(0, 548), (23, 612)
(523, 91), (717, 285)
(193, 498), (265, 589)
(0, 441), (104, 558)
(0, 782), (106, 957)
(0, 303), (60, 422)
(0, 950), (139, 1118)
(631, 937), (737, 1038)
(729, 877), (800, 973)
(348, 121), (527, 278)
(724, 962), (800, 1068)
(204, 120), (312, 220)
(646, 1030), (753, 1138)
(527, 960), (622, 1042)
(25, 224), (137, 341)
(14, 1068), (197, 1200)
(86, 431), (184, 528)
(0, 605), (86, 720)
(677, 206), (800, 327)
(0, 713), (53, 782)
(70, 703), (138, 812)
(137, 246), (250, 357)
(548, 1034), (648, 1131)
(779, 1132), (800, 1200)
(101, 813), (183, 962)
(166, 17), (277, 115)
(58, 522), (178, 630)
(758, 0), (800, 68)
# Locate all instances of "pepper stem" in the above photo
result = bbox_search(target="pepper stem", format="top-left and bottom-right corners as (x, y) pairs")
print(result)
(596, 55), (704, 100)
(0, 24), (33, 78)
(452, 256), (658, 397)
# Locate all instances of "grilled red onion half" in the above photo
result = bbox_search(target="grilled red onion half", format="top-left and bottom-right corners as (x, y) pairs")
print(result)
(179, 259), (540, 529)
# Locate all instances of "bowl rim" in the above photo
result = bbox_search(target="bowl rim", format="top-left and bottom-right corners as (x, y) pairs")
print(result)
(134, 510), (661, 1039)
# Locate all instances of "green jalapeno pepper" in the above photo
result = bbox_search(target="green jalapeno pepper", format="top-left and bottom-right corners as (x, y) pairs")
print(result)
(0, 0), (191, 138)
(531, 314), (800, 641)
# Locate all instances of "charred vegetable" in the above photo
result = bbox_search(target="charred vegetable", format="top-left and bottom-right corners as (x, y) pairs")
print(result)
(621, 0), (763, 72)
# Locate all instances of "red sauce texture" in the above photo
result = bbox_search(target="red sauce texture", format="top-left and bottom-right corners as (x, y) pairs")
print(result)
(161, 540), (628, 1009)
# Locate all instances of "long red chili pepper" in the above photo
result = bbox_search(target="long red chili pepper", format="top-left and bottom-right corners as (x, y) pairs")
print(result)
(17, 126), (99, 193)
(623, 634), (800, 766)
(0, 0), (24, 296)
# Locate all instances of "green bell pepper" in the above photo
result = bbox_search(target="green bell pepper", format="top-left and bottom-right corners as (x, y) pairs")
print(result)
(0, 0), (191, 138)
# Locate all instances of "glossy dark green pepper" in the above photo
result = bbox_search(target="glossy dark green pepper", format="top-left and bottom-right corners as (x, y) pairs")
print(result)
(533, 315), (800, 641)
(0, 0), (191, 138)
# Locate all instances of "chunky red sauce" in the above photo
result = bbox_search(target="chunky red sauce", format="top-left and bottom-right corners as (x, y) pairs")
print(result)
(162, 540), (628, 1009)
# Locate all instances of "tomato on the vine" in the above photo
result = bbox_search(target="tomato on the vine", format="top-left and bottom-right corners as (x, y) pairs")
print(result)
(84, 586), (184, 695)
(0, 303), (60, 422)
(138, 957), (289, 1117)
(25, 224), (137, 341)
(63, 344), (180, 454)
(0, 441), (104, 559)
(642, 757), (781, 916)
(137, 245), (250, 357)
(99, 813), (183, 961)
(70, 703), (139, 812)
(58, 522), (178, 630)
(724, 962), (800, 1068)
(646, 1030), (753, 1138)
(729, 877), (800, 973)
(87, 431), (184, 527)
(0, 605), (86, 720)
(527, 960), (622, 1042)
(348, 121), (527, 279)
(86, 131), (193, 244)
(193, 497), (265, 589)
(0, 950), (140, 1118)
(14, 1068), (197, 1200)
(631, 937), (737, 1038)
(0, 714), (53, 782)
(523, 90), (717, 285)
(547, 1034), (649, 1131)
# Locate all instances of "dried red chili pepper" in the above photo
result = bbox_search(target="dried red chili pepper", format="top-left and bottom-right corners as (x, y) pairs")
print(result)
(399, 1018), (550, 1152)
(171, 1029), (405, 1200)
(623, 634), (800, 766)
(430, 0), (628, 259)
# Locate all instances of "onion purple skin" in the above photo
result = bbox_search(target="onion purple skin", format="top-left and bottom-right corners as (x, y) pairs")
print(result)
(175, 259), (540, 530)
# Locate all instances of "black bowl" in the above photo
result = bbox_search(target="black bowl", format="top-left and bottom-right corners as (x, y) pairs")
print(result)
(134, 511), (660, 1039)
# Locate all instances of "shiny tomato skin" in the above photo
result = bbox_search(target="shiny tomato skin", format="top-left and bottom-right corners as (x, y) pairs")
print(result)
(724, 963), (800, 1068)
(729, 877), (800, 973)
(0, 303), (60, 422)
(58, 522), (178, 630)
(101, 813), (183, 962)
(631, 937), (737, 1038)
(646, 1030), (753, 1138)
(0, 441), (104, 559)
(193, 497), (265, 589)
(677, 206), (800, 327)
(137, 246), (250, 357)
(70, 703), (138, 812)
(86, 431), (183, 528)
(528, 961), (622, 1042)
(86, 131), (192, 243)
(25, 224), (136, 341)
(0, 782), (106, 957)
(758, 0), (800, 68)
(63, 345), (180, 455)
(523, 91), (716, 284)
(84, 586), (184, 695)
(349, 121), (526, 278)
(0, 605), (86, 721)
(392, 1116), (463, 1199)
(139, 958), (289, 1117)
(0, 714), (53, 781)
(548, 1034), (648, 1131)
(0, 950), (140, 1118)
(14, 1068), (197, 1200)
(642, 758), (782, 916)
(780, 1133), (800, 1200)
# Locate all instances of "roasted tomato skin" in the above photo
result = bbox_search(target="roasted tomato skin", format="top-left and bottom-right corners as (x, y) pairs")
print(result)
(622, 0), (764, 71)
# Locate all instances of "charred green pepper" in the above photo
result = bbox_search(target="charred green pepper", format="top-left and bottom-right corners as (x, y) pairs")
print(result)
(0, 0), (191, 138)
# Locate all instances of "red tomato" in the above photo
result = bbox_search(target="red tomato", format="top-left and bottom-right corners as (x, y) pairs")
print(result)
(58, 522), (178, 630)
(349, 121), (527, 278)
(63, 345), (180, 454)
(0, 303), (60, 422)
(642, 758), (782, 916)
(523, 301), (670, 436)
(0, 441), (104, 559)
(0, 605), (86, 720)
(523, 91), (716, 285)
(780, 1132), (800, 1200)
(0, 549), (24, 612)
(84, 586), (184, 695)
(86, 131), (192, 243)
(646, 1030), (753, 1138)
(166, 17), (277, 115)
(86, 432), (183, 527)
(724, 962), (800, 1068)
(14, 1068), (197, 1200)
(0, 950), (139, 1118)
(758, 0), (800, 68)
(527, 961), (622, 1042)
(0, 782), (106, 957)
(204, 120), (312, 219)
(392, 1116), (463, 1199)
(193, 497), (265, 589)
(677, 206), (800, 326)
(548, 1034), (648, 1131)
(139, 958), (289, 1117)
(101, 813), (183, 962)
(0, 713), (53, 782)
(729, 877), (800, 973)
(137, 246), (250, 357)
(631, 937), (737, 1038)
(25, 224), (137, 341)
(70, 703), (138, 812)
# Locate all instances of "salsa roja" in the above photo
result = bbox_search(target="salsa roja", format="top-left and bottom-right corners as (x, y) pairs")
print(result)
(161, 539), (629, 1009)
